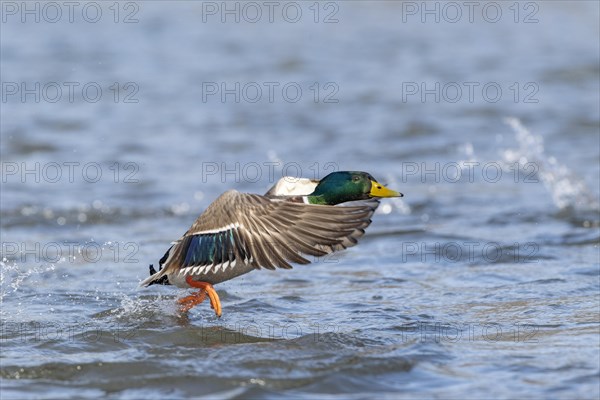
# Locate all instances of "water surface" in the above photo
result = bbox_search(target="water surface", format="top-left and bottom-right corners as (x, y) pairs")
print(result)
(1, 2), (599, 399)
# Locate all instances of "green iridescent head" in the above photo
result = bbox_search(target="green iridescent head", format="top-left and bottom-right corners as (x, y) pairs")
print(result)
(308, 171), (402, 205)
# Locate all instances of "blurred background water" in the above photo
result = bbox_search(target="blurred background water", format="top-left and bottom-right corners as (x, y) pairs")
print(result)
(1, 1), (599, 399)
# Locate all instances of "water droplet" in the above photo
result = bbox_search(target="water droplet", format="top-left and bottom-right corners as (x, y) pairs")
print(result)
(57, 217), (66, 226)
(463, 142), (474, 156)
(171, 202), (190, 215)
(20, 206), (38, 216)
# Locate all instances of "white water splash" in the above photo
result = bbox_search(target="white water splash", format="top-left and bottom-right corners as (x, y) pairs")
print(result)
(503, 118), (599, 211)
(0, 258), (57, 301)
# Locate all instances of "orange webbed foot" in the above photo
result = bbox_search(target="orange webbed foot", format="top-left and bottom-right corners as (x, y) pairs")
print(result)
(181, 276), (222, 317)
(177, 290), (207, 313)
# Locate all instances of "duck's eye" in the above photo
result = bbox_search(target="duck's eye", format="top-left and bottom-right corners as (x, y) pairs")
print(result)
(353, 176), (360, 182)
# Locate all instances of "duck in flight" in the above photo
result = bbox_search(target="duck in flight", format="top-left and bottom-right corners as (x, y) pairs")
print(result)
(140, 171), (402, 317)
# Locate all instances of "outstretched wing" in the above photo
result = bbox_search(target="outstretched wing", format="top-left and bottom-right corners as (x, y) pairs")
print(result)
(141, 190), (377, 286)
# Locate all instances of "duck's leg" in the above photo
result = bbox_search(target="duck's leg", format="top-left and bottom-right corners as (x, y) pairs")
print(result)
(177, 290), (207, 313)
(181, 276), (222, 317)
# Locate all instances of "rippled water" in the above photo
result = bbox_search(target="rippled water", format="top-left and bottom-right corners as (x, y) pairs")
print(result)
(1, 2), (599, 399)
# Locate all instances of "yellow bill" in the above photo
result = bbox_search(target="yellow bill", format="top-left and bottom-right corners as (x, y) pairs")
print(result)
(370, 181), (403, 198)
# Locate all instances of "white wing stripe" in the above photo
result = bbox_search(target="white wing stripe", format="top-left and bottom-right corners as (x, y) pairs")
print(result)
(178, 259), (239, 276)
(191, 223), (240, 235)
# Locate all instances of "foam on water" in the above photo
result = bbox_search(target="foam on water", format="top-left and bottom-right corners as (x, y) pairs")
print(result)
(0, 259), (56, 302)
(503, 118), (599, 211)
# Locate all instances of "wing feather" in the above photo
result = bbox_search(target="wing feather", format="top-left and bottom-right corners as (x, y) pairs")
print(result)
(142, 190), (378, 286)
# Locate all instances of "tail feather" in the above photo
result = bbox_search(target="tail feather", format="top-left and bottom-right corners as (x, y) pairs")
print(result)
(140, 246), (173, 287)
(140, 264), (170, 286)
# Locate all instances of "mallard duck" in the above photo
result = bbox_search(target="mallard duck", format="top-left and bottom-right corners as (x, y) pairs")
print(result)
(141, 171), (402, 317)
